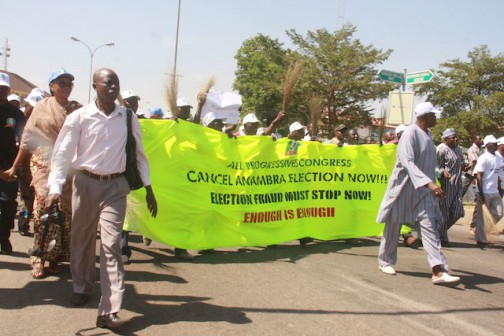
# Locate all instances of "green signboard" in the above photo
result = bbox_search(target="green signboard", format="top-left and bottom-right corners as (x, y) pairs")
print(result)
(406, 70), (434, 84)
(377, 70), (404, 84)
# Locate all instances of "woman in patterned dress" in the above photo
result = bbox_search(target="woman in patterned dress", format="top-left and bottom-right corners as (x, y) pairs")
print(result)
(6, 69), (81, 278)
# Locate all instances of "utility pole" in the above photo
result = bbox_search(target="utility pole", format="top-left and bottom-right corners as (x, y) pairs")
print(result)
(0, 39), (11, 71)
(336, 0), (345, 30)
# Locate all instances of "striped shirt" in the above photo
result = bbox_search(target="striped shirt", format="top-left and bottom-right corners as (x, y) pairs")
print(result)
(376, 124), (442, 225)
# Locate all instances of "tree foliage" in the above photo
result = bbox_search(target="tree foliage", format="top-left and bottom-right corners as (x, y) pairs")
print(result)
(431, 111), (496, 147)
(233, 34), (289, 120)
(286, 25), (394, 129)
(416, 45), (504, 135)
(233, 25), (395, 128)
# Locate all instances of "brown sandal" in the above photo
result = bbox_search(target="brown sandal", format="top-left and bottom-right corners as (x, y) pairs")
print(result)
(32, 262), (45, 279)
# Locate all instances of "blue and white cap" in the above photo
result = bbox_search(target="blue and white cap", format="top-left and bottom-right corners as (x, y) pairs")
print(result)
(48, 68), (74, 85)
(0, 72), (10, 87)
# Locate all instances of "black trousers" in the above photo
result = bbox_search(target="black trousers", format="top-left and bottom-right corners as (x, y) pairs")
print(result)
(0, 180), (18, 242)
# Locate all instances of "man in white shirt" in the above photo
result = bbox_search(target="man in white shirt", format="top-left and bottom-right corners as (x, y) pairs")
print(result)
(473, 135), (503, 247)
(46, 69), (157, 329)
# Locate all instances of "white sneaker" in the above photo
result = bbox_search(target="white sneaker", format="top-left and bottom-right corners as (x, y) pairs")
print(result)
(432, 272), (460, 285)
(379, 265), (396, 275)
(121, 255), (130, 264)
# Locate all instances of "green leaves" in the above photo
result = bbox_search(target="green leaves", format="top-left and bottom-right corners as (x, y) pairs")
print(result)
(233, 25), (395, 130)
(416, 45), (503, 145)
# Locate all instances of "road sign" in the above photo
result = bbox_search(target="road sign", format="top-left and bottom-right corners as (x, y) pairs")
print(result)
(406, 70), (434, 84)
(377, 69), (404, 84)
(388, 91), (414, 125)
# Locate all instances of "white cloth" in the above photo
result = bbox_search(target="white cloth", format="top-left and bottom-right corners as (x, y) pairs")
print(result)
(201, 91), (242, 125)
(467, 143), (481, 175)
(474, 151), (502, 194)
(48, 102), (151, 194)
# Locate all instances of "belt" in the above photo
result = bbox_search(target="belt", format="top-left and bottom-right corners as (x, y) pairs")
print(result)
(81, 170), (124, 181)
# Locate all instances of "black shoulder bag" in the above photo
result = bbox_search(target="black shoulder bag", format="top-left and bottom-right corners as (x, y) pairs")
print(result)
(125, 109), (144, 190)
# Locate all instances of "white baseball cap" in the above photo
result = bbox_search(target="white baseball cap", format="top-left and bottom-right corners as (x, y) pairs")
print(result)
(176, 98), (192, 108)
(289, 121), (306, 134)
(0, 72), (10, 87)
(242, 113), (260, 124)
(8, 94), (21, 102)
(395, 124), (406, 135)
(203, 112), (226, 126)
(442, 128), (456, 139)
(25, 88), (46, 107)
(414, 102), (440, 116)
(483, 135), (498, 146)
(122, 89), (140, 100)
(497, 137), (504, 146)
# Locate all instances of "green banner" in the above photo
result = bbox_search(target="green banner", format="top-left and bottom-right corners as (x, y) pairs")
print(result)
(125, 120), (397, 250)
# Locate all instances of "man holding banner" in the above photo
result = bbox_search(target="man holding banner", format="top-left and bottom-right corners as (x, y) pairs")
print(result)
(376, 102), (460, 285)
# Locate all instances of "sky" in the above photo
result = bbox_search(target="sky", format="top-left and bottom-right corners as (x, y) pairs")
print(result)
(2, 0), (503, 116)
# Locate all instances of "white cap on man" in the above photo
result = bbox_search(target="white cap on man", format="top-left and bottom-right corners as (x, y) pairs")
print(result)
(414, 102), (440, 116)
(497, 137), (504, 146)
(203, 112), (226, 126)
(176, 98), (192, 108)
(289, 121), (306, 134)
(442, 128), (456, 139)
(395, 124), (406, 135)
(8, 94), (21, 102)
(242, 113), (260, 124)
(483, 135), (498, 147)
(122, 90), (140, 100)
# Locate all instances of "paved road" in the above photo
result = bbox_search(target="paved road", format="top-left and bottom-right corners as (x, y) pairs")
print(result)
(1, 206), (503, 336)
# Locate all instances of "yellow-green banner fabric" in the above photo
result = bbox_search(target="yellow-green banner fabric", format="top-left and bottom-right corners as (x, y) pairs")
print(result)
(126, 120), (397, 250)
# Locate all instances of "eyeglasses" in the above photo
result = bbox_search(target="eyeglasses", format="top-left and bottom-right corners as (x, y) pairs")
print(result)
(54, 81), (74, 88)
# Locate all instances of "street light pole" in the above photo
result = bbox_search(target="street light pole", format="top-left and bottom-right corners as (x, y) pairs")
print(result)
(70, 37), (115, 103)
(173, 0), (182, 76)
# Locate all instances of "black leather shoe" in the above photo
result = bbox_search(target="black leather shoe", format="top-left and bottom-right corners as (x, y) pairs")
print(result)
(299, 237), (313, 246)
(96, 313), (126, 329)
(70, 293), (89, 306)
(0, 239), (12, 255)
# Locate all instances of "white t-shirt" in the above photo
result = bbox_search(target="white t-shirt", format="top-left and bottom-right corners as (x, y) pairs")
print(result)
(474, 151), (502, 194)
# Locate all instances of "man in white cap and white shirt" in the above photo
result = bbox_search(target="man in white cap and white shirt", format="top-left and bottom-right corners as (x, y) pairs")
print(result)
(236, 113), (261, 136)
(376, 102), (460, 285)
(436, 128), (466, 246)
(235, 112), (286, 137)
(472, 135), (503, 247)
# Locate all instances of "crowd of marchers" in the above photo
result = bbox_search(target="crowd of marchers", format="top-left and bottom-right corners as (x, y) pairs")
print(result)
(0, 68), (503, 330)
